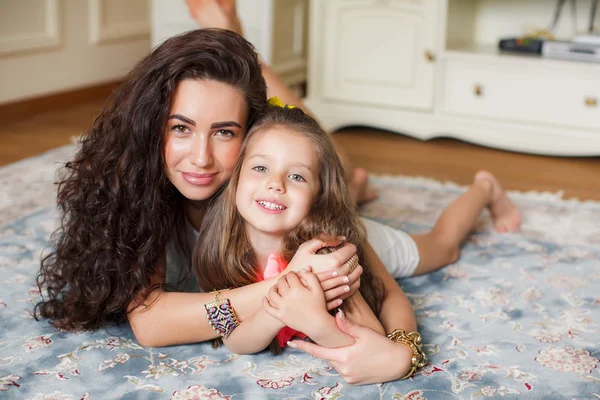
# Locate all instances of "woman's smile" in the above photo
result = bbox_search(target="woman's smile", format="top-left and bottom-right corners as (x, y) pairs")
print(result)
(182, 171), (218, 186)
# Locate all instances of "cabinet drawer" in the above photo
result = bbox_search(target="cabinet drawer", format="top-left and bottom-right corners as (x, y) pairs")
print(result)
(442, 60), (600, 131)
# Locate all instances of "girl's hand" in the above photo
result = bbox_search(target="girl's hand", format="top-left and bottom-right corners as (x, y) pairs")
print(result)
(288, 310), (413, 385)
(263, 272), (331, 337)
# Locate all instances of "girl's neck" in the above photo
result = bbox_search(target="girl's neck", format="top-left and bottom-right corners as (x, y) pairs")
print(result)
(183, 200), (206, 231)
(246, 225), (284, 272)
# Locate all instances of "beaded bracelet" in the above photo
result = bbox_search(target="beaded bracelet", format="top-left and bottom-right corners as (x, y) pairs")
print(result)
(387, 329), (428, 379)
(204, 289), (240, 338)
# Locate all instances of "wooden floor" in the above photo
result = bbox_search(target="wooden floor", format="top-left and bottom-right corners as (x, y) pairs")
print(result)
(1, 98), (599, 201)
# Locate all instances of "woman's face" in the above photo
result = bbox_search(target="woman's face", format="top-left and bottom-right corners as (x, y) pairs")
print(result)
(164, 79), (248, 202)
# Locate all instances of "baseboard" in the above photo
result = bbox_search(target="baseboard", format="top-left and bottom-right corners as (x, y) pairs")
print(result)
(0, 81), (120, 124)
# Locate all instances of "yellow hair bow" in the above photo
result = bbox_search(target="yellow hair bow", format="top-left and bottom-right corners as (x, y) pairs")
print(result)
(267, 96), (296, 109)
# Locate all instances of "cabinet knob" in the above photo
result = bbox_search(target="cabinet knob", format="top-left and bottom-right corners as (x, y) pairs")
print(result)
(585, 97), (597, 107)
(425, 50), (436, 63)
(474, 84), (483, 97)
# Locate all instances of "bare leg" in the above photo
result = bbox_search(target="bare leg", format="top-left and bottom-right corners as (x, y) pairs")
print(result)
(411, 170), (520, 275)
(184, 0), (377, 205)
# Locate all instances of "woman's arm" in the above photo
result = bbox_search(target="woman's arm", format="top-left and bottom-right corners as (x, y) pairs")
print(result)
(127, 254), (281, 347)
(343, 289), (385, 336)
(128, 239), (359, 347)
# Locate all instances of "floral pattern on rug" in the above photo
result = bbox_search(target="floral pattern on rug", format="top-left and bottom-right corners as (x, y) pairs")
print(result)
(1, 145), (599, 399)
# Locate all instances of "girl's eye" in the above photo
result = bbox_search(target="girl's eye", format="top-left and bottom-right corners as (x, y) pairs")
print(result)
(252, 166), (268, 173)
(289, 174), (306, 182)
(215, 129), (235, 137)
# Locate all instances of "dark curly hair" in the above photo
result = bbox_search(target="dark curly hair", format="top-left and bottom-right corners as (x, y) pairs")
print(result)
(34, 29), (267, 331)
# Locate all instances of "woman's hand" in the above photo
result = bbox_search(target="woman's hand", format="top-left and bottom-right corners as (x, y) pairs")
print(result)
(313, 264), (362, 310)
(288, 310), (413, 385)
(285, 239), (361, 308)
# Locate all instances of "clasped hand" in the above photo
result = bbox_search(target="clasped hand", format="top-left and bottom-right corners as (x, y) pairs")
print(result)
(283, 238), (363, 309)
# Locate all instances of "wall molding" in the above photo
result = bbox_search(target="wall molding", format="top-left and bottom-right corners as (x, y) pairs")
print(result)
(89, 0), (150, 44)
(0, 0), (61, 56)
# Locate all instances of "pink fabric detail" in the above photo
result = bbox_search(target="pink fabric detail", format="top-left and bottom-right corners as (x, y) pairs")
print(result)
(263, 253), (287, 279)
(262, 253), (306, 348)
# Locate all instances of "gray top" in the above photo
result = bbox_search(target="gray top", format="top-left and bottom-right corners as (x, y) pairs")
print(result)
(165, 220), (201, 293)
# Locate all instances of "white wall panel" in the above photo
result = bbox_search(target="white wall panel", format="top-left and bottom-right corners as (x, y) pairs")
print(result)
(89, 0), (150, 44)
(0, 0), (150, 104)
(0, 0), (61, 55)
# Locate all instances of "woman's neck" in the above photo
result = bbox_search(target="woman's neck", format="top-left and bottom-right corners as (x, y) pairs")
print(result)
(183, 200), (206, 231)
(245, 225), (284, 272)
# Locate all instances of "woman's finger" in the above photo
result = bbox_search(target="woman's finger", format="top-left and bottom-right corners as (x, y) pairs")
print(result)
(328, 243), (357, 270)
(320, 275), (350, 291)
(346, 264), (363, 287)
(333, 278), (360, 302)
(299, 238), (327, 254)
(326, 298), (344, 310)
(324, 284), (351, 301)
(287, 339), (344, 363)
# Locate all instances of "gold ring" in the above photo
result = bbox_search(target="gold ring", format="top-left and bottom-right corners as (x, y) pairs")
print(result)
(344, 254), (359, 273)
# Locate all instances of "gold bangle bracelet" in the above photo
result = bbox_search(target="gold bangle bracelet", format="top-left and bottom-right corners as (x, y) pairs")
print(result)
(387, 329), (427, 380)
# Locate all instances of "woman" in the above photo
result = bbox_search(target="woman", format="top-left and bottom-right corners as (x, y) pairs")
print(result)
(35, 28), (419, 384)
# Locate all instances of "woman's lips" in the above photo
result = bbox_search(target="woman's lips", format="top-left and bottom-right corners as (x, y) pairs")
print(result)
(182, 172), (217, 186)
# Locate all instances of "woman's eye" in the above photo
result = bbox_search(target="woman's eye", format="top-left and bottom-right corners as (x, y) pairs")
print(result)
(252, 166), (268, 173)
(171, 125), (189, 134)
(289, 174), (306, 182)
(215, 129), (235, 137)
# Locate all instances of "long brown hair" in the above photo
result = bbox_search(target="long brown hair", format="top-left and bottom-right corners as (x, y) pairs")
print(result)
(34, 29), (267, 331)
(194, 105), (384, 353)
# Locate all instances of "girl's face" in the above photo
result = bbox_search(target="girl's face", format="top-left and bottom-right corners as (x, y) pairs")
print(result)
(236, 127), (320, 238)
(164, 79), (248, 202)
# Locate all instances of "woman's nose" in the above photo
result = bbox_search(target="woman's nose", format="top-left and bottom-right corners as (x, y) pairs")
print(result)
(190, 138), (212, 168)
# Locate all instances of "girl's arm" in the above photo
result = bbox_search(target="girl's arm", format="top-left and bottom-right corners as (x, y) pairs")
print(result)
(221, 305), (284, 354)
(128, 239), (359, 347)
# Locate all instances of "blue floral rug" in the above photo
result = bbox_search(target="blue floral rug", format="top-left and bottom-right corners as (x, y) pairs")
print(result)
(1, 145), (599, 399)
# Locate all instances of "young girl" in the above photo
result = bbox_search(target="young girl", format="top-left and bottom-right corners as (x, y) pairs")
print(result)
(194, 100), (393, 354)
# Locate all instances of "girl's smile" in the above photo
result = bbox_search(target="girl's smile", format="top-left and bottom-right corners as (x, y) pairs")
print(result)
(236, 127), (320, 239)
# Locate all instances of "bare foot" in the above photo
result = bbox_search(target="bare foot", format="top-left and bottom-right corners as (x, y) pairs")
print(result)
(474, 170), (521, 233)
(185, 0), (243, 35)
(350, 168), (378, 206)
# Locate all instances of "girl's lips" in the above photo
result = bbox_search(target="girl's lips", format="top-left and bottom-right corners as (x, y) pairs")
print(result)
(256, 199), (287, 214)
(182, 172), (217, 186)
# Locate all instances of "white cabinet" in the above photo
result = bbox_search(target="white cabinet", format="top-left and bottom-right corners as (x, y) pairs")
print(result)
(306, 0), (600, 156)
(319, 0), (439, 110)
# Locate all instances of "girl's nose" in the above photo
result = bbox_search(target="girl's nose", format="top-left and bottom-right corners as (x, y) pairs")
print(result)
(267, 176), (285, 193)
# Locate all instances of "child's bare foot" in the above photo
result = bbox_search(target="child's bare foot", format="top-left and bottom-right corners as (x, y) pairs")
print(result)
(350, 168), (378, 205)
(474, 170), (521, 233)
(185, 0), (243, 35)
